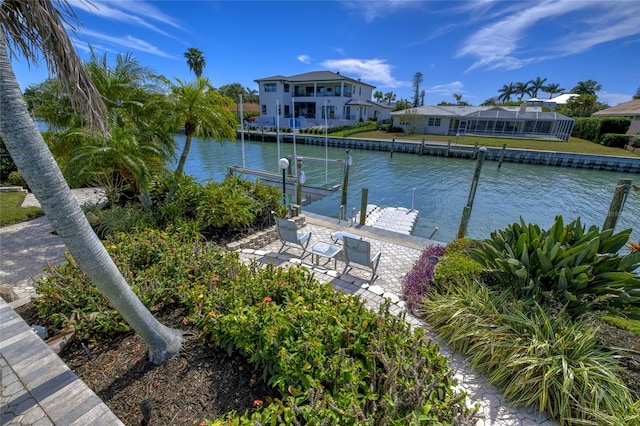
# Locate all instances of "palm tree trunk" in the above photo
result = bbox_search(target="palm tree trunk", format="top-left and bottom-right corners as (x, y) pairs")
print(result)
(166, 134), (192, 203)
(0, 35), (181, 364)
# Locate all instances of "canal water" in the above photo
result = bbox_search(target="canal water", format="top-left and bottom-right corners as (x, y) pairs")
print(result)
(178, 136), (639, 245)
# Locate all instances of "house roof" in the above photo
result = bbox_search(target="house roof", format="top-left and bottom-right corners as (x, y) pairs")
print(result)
(255, 71), (375, 88)
(548, 93), (579, 104)
(346, 99), (394, 110)
(592, 99), (640, 117)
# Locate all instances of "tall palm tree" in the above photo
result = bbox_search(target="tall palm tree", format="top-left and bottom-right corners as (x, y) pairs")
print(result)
(528, 76), (547, 98)
(373, 90), (384, 102)
(514, 81), (531, 101)
(184, 47), (206, 78)
(571, 79), (602, 95)
(497, 83), (516, 103)
(162, 76), (237, 202)
(0, 0), (181, 364)
(543, 83), (565, 99)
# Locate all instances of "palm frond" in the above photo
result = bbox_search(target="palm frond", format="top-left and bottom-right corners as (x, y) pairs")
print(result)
(0, 0), (107, 133)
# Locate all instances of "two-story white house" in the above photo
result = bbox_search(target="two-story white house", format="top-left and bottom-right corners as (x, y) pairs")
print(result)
(254, 71), (393, 128)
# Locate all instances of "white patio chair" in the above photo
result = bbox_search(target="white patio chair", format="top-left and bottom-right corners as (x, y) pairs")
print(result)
(275, 217), (311, 257)
(342, 236), (381, 282)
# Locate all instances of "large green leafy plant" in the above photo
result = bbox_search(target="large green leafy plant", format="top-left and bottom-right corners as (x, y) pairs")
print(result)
(468, 216), (640, 318)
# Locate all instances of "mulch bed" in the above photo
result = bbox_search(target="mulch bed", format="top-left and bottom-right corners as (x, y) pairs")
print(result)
(14, 304), (640, 424)
(16, 303), (277, 426)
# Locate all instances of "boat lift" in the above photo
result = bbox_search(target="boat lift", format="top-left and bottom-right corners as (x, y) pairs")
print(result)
(227, 155), (345, 206)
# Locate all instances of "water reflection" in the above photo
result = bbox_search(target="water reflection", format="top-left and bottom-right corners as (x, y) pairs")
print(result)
(177, 136), (639, 244)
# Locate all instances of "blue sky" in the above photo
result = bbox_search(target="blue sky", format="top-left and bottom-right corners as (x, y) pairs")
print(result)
(11, 0), (640, 106)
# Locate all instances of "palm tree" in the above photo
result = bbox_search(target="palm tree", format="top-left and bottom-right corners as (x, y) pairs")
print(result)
(184, 47), (206, 78)
(543, 83), (565, 99)
(0, 0), (181, 363)
(383, 91), (396, 104)
(80, 51), (174, 206)
(162, 77), (237, 202)
(514, 81), (531, 101)
(571, 79), (602, 95)
(497, 83), (516, 103)
(373, 90), (384, 102)
(528, 77), (547, 98)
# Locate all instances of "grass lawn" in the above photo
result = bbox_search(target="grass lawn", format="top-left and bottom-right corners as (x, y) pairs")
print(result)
(0, 191), (44, 226)
(349, 131), (640, 157)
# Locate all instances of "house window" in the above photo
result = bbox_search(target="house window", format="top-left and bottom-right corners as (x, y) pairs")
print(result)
(284, 105), (290, 118)
(261, 105), (267, 115)
(264, 83), (276, 92)
(284, 84), (289, 93)
(428, 118), (441, 126)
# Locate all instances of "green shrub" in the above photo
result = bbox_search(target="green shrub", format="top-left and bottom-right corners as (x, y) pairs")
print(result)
(7, 171), (27, 188)
(443, 237), (476, 255)
(0, 137), (17, 182)
(424, 284), (636, 425)
(468, 216), (640, 318)
(34, 228), (475, 425)
(600, 133), (630, 148)
(34, 253), (129, 338)
(599, 117), (632, 138)
(432, 253), (483, 292)
(92, 174), (284, 239)
(571, 117), (631, 143)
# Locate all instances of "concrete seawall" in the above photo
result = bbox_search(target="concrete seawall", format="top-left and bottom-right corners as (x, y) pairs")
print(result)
(241, 131), (640, 173)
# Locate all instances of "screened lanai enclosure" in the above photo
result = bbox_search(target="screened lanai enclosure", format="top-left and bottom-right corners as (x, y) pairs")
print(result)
(392, 106), (575, 141)
(453, 110), (575, 141)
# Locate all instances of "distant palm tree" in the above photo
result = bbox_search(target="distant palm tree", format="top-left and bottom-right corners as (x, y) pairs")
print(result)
(184, 47), (206, 78)
(373, 90), (384, 102)
(498, 83), (516, 103)
(0, 0), (182, 363)
(571, 79), (602, 95)
(162, 77), (238, 202)
(514, 81), (531, 101)
(384, 91), (396, 104)
(528, 77), (547, 98)
(543, 83), (565, 98)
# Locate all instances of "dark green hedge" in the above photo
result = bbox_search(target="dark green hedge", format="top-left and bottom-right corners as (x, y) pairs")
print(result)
(600, 133), (631, 148)
(571, 117), (631, 143)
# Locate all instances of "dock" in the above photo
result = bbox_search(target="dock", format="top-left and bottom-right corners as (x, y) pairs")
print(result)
(358, 205), (419, 235)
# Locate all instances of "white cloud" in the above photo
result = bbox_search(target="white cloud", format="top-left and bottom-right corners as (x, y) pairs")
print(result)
(68, 0), (180, 37)
(320, 58), (408, 88)
(426, 81), (465, 96)
(297, 55), (311, 64)
(341, 0), (424, 22)
(77, 29), (176, 59)
(456, 0), (640, 71)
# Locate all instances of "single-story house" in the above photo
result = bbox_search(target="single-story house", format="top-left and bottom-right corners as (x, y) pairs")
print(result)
(391, 105), (575, 141)
(592, 99), (640, 135)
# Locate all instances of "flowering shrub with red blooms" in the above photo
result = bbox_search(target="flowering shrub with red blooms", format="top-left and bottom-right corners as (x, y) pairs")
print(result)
(263, 296), (272, 303)
(402, 244), (446, 312)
